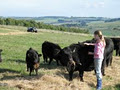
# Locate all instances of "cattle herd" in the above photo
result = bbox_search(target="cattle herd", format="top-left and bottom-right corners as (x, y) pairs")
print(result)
(0, 37), (120, 82)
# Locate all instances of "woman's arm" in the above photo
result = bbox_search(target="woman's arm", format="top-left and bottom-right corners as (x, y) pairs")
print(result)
(84, 43), (95, 46)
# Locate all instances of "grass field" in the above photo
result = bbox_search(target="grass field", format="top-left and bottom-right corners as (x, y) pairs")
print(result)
(0, 25), (120, 90)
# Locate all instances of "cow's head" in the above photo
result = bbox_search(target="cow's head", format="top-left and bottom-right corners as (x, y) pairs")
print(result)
(27, 48), (42, 64)
(0, 49), (3, 62)
(67, 60), (76, 72)
(57, 47), (73, 66)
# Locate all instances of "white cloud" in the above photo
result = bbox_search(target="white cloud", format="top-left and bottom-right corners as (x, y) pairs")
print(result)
(85, 2), (105, 8)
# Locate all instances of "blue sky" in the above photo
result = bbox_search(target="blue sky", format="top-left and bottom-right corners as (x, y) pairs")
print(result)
(0, 0), (119, 18)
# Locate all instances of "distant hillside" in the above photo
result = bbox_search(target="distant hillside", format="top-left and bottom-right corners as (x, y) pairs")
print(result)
(1, 16), (120, 36)
(105, 18), (120, 22)
(3, 16), (110, 25)
(0, 18), (89, 34)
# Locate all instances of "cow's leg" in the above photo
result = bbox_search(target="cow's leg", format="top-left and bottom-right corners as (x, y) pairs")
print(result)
(35, 69), (38, 76)
(79, 71), (84, 82)
(49, 58), (53, 65)
(56, 60), (59, 66)
(94, 70), (96, 75)
(46, 57), (48, 63)
(69, 71), (73, 81)
(109, 56), (113, 66)
(106, 58), (109, 67)
(43, 55), (46, 63)
(27, 64), (29, 72)
(29, 67), (33, 76)
(43, 55), (47, 63)
(101, 60), (106, 76)
(119, 51), (120, 56)
(116, 49), (119, 56)
(118, 49), (120, 56)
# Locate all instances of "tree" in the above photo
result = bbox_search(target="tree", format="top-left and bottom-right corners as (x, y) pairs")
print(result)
(0, 18), (5, 25)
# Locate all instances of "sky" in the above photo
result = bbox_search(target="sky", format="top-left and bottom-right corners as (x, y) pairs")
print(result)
(0, 0), (120, 18)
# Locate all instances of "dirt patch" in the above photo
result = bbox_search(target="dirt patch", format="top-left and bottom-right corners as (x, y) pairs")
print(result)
(0, 56), (120, 90)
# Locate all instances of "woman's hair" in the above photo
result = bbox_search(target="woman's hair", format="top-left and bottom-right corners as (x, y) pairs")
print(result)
(94, 30), (106, 46)
(94, 30), (103, 39)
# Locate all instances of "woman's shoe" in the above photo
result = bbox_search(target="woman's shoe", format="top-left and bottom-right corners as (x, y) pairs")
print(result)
(96, 79), (102, 90)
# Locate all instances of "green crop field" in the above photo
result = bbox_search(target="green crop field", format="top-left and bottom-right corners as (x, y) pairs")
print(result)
(86, 21), (120, 36)
(0, 25), (120, 90)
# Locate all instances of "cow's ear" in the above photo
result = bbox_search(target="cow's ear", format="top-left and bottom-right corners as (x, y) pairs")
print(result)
(78, 42), (81, 44)
(54, 49), (61, 55)
(38, 54), (42, 57)
(0, 49), (3, 52)
(27, 53), (30, 57)
(58, 49), (63, 56)
(73, 48), (76, 53)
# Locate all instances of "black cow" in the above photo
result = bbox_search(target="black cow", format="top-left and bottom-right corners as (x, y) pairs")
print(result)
(110, 38), (120, 56)
(26, 48), (42, 76)
(66, 43), (95, 81)
(59, 38), (114, 81)
(103, 38), (114, 67)
(42, 41), (61, 65)
(84, 38), (114, 65)
(83, 38), (114, 75)
(0, 49), (3, 62)
(57, 47), (74, 66)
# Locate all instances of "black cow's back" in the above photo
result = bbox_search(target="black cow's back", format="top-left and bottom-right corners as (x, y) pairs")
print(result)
(42, 41), (61, 65)
(42, 41), (61, 58)
(110, 38), (120, 56)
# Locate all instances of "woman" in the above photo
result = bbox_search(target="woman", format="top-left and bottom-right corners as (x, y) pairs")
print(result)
(84, 30), (106, 90)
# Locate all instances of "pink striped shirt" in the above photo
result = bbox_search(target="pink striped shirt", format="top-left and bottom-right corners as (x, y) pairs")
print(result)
(94, 41), (105, 59)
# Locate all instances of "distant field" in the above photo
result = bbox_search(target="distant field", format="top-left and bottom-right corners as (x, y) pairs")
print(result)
(0, 25), (120, 90)
(86, 21), (120, 36)
(6, 16), (120, 36)
(36, 18), (120, 36)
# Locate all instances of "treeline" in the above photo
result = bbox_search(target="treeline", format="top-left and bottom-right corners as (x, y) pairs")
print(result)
(61, 22), (87, 27)
(105, 18), (120, 22)
(0, 18), (89, 33)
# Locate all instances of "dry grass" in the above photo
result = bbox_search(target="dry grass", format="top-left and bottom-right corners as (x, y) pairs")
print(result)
(0, 32), (28, 35)
(0, 56), (120, 90)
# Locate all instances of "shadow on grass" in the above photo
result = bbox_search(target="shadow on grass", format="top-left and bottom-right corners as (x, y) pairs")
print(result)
(0, 68), (20, 73)
(0, 68), (44, 81)
(0, 68), (21, 80)
(115, 84), (120, 89)
(40, 60), (61, 69)
(7, 59), (26, 64)
(0, 74), (44, 81)
(55, 69), (81, 81)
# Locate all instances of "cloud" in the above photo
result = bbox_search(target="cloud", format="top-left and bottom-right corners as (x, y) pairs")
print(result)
(85, 1), (105, 8)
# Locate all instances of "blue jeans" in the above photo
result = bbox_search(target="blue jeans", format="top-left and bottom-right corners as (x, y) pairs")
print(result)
(94, 58), (103, 80)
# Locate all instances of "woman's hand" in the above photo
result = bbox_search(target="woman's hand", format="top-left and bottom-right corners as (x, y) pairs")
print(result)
(88, 52), (94, 55)
(84, 43), (90, 45)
